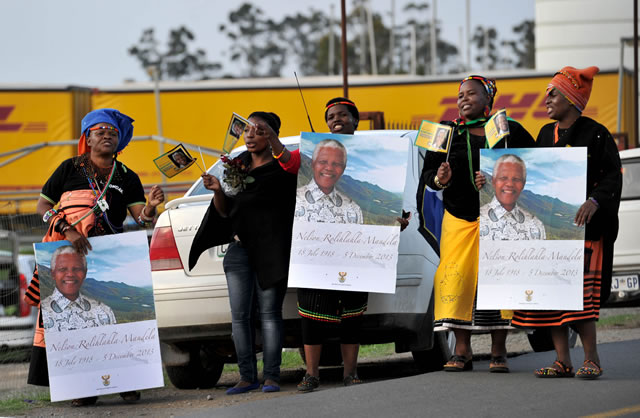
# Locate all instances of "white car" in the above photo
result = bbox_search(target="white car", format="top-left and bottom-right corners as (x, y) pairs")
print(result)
(610, 147), (640, 304)
(149, 130), (454, 389)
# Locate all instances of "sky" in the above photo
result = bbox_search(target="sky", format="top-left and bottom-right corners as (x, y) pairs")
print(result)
(34, 232), (152, 288)
(0, 0), (534, 86)
(480, 148), (588, 206)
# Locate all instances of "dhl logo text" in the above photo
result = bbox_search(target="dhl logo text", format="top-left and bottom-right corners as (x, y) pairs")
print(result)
(0, 106), (47, 133)
(412, 92), (598, 125)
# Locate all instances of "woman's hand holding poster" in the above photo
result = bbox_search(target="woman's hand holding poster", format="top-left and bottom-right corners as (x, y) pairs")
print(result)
(34, 231), (163, 401)
(288, 132), (409, 294)
(476, 148), (587, 310)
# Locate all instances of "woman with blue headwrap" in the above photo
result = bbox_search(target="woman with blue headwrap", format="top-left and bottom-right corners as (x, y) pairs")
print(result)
(26, 108), (164, 406)
(419, 76), (535, 373)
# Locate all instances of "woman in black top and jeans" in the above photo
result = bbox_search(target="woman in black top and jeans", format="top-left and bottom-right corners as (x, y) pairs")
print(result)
(190, 112), (296, 394)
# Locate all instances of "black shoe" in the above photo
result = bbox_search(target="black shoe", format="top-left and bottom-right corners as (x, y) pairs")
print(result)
(297, 373), (319, 392)
(343, 375), (363, 386)
(120, 391), (141, 403)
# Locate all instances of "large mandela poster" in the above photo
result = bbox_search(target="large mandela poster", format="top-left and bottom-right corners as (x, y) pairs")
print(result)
(476, 147), (587, 310)
(35, 231), (163, 401)
(288, 132), (409, 294)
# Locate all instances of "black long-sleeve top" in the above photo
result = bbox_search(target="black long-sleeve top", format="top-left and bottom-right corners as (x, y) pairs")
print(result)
(189, 151), (297, 289)
(420, 119), (536, 222)
(536, 116), (622, 241)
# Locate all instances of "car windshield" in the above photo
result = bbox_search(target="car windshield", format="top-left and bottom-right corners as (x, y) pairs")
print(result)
(189, 144), (300, 197)
(621, 158), (640, 200)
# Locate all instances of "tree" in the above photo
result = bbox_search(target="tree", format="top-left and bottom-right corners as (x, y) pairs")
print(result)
(219, 3), (287, 77)
(501, 20), (535, 69)
(278, 9), (336, 76)
(128, 26), (221, 81)
(471, 25), (499, 70)
(396, 2), (459, 75)
(287, 1), (390, 76)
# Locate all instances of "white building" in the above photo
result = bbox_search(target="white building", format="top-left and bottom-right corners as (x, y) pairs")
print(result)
(535, 0), (634, 71)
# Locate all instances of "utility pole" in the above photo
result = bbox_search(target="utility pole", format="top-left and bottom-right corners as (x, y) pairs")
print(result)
(367, 0), (378, 75)
(360, 2), (367, 73)
(329, 4), (335, 75)
(149, 65), (166, 185)
(430, 0), (437, 75)
(341, 0), (349, 98)
(409, 25), (417, 75)
(635, 0), (638, 146)
(466, 0), (471, 70)
(390, 0), (395, 74)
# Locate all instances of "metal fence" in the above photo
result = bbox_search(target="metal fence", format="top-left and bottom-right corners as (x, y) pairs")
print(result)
(0, 214), (47, 400)
(0, 213), (152, 401)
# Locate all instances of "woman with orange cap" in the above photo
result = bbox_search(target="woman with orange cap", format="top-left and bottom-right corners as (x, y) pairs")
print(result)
(511, 67), (622, 379)
(26, 108), (165, 405)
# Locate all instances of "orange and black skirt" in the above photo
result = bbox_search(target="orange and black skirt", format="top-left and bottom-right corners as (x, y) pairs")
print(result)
(512, 239), (603, 328)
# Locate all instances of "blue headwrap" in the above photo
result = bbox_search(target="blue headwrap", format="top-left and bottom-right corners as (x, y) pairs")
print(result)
(80, 108), (134, 153)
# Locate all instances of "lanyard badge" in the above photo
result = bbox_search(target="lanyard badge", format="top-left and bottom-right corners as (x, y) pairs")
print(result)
(96, 198), (109, 213)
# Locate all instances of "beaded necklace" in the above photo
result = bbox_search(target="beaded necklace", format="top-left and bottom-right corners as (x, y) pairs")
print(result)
(76, 160), (118, 233)
(456, 117), (488, 192)
(553, 122), (571, 145)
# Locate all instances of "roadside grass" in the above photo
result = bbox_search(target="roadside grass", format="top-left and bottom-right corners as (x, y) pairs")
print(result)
(359, 343), (395, 358)
(0, 392), (50, 416)
(597, 313), (640, 329)
(223, 349), (304, 373)
(222, 343), (397, 374)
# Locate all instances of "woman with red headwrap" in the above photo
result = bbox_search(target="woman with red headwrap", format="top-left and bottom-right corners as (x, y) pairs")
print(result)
(26, 108), (164, 406)
(511, 67), (622, 379)
(420, 76), (535, 373)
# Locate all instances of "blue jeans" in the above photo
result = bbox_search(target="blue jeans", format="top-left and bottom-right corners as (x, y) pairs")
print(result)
(223, 242), (286, 383)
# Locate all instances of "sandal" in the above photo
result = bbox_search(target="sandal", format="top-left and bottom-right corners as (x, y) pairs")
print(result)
(71, 396), (98, 407)
(576, 360), (603, 379)
(534, 360), (575, 378)
(297, 373), (319, 392)
(120, 390), (141, 402)
(489, 356), (510, 373)
(444, 355), (473, 372)
(343, 375), (363, 386)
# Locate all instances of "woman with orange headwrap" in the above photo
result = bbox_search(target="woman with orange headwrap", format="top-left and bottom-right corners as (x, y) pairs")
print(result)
(511, 67), (622, 379)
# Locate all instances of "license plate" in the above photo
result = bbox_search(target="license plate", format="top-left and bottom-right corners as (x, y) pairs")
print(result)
(611, 274), (640, 292)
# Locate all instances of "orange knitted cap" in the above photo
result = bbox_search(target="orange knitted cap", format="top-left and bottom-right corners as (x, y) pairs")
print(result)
(548, 66), (599, 112)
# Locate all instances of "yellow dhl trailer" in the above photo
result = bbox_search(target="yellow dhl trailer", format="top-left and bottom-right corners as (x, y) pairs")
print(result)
(0, 69), (634, 214)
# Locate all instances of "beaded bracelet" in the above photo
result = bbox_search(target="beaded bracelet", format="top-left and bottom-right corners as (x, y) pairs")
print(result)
(138, 206), (155, 225)
(588, 197), (599, 208)
(272, 147), (286, 159)
(434, 175), (450, 189)
(42, 208), (58, 223)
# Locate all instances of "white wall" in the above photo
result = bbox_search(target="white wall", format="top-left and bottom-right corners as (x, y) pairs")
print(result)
(535, 0), (634, 71)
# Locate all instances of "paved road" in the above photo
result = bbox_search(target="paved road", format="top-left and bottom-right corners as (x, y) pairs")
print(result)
(184, 339), (640, 418)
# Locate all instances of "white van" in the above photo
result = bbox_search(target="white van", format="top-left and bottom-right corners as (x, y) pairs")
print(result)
(610, 147), (640, 304)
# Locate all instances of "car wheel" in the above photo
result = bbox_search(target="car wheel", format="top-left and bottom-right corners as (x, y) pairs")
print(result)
(527, 327), (578, 352)
(412, 330), (455, 372)
(165, 344), (225, 389)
